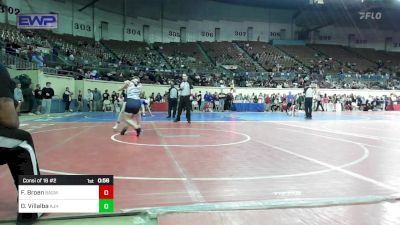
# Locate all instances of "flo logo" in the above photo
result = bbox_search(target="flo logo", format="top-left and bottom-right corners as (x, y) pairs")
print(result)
(359, 11), (382, 20)
(17, 14), (58, 29)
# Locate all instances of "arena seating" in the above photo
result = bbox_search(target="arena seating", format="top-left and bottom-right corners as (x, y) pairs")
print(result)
(0, 23), (50, 60)
(349, 48), (400, 70)
(155, 42), (216, 73)
(310, 44), (377, 73)
(102, 40), (166, 70)
(237, 42), (298, 71)
(277, 45), (340, 72)
(36, 30), (115, 67)
(0, 22), (398, 89)
(201, 41), (257, 72)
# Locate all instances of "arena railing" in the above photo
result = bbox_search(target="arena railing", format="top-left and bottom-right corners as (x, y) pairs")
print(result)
(0, 51), (38, 70)
(326, 73), (390, 81)
(42, 67), (81, 78)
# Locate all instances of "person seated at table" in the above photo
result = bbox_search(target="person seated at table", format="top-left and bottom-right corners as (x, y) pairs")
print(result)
(344, 98), (353, 111)
(288, 102), (297, 116)
(271, 98), (280, 112)
(281, 99), (288, 112)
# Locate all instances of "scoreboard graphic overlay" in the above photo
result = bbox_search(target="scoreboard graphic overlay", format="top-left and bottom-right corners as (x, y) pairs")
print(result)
(18, 175), (114, 213)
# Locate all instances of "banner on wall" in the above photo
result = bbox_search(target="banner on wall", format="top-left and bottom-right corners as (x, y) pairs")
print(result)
(17, 14), (58, 29)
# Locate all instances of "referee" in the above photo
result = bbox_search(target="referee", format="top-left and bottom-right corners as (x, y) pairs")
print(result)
(304, 81), (314, 119)
(174, 74), (193, 124)
(0, 64), (41, 224)
(167, 82), (178, 119)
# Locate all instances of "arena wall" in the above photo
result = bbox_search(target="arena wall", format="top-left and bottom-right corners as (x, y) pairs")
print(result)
(2, 0), (399, 51)
(8, 69), (400, 99)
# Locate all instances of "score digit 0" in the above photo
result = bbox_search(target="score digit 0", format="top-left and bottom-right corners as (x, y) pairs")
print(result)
(99, 185), (113, 199)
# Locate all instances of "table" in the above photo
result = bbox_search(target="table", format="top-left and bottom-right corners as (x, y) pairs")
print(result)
(232, 103), (265, 112)
(151, 102), (168, 112)
(386, 104), (400, 111)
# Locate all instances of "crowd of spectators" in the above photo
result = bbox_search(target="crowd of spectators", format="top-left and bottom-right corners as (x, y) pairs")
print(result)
(1, 22), (400, 91)
(14, 77), (399, 114)
(189, 90), (398, 113)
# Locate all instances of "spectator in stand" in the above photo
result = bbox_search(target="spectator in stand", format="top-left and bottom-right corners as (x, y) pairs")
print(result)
(52, 45), (59, 62)
(90, 70), (98, 79)
(68, 52), (75, 61)
(31, 51), (44, 68)
(63, 87), (73, 112)
(77, 90), (83, 112)
(34, 84), (42, 114)
(14, 83), (24, 114)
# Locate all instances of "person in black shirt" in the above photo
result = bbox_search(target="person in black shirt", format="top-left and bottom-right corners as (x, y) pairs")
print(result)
(103, 89), (110, 101)
(22, 83), (35, 115)
(34, 84), (42, 114)
(34, 84), (43, 114)
(63, 87), (73, 112)
(225, 92), (233, 111)
(197, 91), (202, 111)
(77, 90), (83, 112)
(167, 83), (178, 118)
(0, 64), (41, 224)
(41, 82), (54, 115)
(111, 91), (117, 111)
(174, 74), (193, 123)
(102, 89), (111, 112)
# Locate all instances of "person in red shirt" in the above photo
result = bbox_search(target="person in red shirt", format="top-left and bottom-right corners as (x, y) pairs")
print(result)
(264, 94), (271, 112)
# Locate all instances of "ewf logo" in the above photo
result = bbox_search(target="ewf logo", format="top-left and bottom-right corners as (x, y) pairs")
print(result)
(17, 14), (58, 29)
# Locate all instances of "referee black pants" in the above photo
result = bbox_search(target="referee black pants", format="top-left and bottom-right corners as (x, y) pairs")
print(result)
(168, 98), (178, 118)
(305, 97), (313, 118)
(0, 127), (40, 222)
(176, 96), (191, 122)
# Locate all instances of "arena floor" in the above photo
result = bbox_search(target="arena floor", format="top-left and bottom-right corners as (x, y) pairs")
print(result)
(1, 111), (400, 224)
